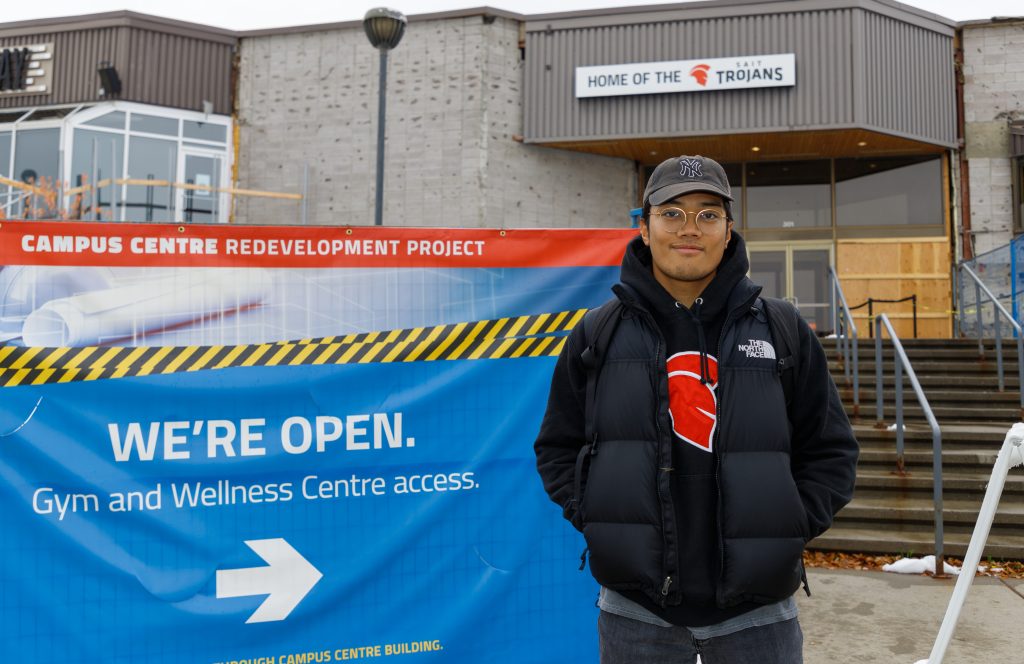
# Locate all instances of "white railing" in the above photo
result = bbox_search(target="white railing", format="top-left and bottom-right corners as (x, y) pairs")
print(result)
(915, 422), (1024, 664)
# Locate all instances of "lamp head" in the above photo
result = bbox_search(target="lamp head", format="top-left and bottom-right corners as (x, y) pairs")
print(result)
(363, 7), (407, 50)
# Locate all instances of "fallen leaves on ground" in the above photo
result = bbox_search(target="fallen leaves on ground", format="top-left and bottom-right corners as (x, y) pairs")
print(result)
(803, 550), (1024, 578)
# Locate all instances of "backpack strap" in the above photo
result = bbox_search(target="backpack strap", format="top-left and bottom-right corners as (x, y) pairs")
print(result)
(760, 296), (801, 410)
(580, 298), (625, 446)
(567, 298), (625, 535)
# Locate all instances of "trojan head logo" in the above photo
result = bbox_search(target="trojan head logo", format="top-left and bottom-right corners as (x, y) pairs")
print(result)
(679, 157), (703, 179)
(689, 63), (711, 86)
(666, 351), (719, 452)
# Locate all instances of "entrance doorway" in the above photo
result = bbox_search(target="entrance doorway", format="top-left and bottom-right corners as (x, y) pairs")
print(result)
(176, 148), (225, 223)
(748, 242), (833, 333)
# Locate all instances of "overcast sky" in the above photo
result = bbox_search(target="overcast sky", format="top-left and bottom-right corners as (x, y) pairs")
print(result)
(3, 0), (1022, 30)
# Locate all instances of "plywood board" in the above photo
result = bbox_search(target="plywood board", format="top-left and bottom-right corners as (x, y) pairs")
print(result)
(837, 239), (952, 339)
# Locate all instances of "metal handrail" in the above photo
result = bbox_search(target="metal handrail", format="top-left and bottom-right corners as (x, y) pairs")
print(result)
(874, 313), (945, 574)
(828, 267), (859, 415)
(958, 264), (1024, 413)
(923, 423), (1024, 664)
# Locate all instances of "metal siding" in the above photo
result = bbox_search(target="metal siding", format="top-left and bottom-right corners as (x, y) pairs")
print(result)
(526, 9), (856, 141)
(856, 11), (954, 145)
(0, 26), (233, 112)
(525, 7), (955, 147)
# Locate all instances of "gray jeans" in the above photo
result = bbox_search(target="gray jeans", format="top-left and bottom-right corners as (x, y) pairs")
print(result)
(598, 610), (804, 664)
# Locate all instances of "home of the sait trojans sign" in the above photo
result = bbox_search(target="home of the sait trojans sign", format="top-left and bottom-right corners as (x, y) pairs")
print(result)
(575, 53), (795, 98)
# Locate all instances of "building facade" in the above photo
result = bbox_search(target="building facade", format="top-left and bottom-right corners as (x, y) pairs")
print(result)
(3, 2), (1023, 338)
(0, 12), (234, 223)
(520, 0), (958, 336)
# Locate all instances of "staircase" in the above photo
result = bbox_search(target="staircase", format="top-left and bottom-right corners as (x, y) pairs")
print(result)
(809, 338), (1024, 560)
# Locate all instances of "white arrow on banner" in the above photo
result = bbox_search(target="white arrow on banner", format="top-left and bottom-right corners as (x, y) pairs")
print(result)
(216, 538), (323, 624)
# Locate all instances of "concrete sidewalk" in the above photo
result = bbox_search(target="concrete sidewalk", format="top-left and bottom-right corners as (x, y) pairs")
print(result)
(797, 567), (1024, 663)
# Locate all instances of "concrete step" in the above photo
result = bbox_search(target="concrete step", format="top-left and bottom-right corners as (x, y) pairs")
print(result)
(822, 341), (1020, 355)
(851, 423), (1011, 445)
(836, 495), (1024, 527)
(834, 374), (1020, 390)
(839, 388), (1021, 405)
(845, 403), (1022, 422)
(818, 341), (1024, 558)
(809, 523), (1024, 559)
(821, 338), (1019, 350)
(854, 469), (1024, 496)
(830, 360), (1021, 375)
(856, 446), (1002, 468)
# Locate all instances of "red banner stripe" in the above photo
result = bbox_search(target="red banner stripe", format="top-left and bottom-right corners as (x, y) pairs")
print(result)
(0, 220), (636, 269)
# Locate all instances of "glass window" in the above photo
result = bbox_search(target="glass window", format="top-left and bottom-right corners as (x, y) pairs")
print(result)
(183, 120), (227, 143)
(721, 162), (743, 224)
(749, 250), (786, 299)
(13, 128), (60, 219)
(792, 248), (832, 333)
(0, 110), (28, 123)
(70, 129), (125, 221)
(84, 111), (126, 130)
(836, 156), (942, 227)
(126, 136), (177, 222)
(131, 113), (178, 136)
(27, 107), (78, 121)
(746, 160), (832, 229)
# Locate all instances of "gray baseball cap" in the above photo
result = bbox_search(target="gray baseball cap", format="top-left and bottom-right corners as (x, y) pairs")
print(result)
(643, 155), (734, 207)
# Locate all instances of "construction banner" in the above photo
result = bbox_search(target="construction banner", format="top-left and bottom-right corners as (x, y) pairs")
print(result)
(0, 220), (634, 663)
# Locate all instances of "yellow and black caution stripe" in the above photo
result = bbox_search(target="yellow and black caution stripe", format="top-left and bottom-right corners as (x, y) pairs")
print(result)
(0, 309), (588, 388)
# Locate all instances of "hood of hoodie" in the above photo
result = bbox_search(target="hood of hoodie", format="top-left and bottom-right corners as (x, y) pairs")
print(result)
(618, 229), (755, 325)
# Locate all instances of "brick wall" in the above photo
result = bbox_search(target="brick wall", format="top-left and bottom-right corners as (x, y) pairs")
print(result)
(962, 21), (1024, 255)
(235, 15), (635, 228)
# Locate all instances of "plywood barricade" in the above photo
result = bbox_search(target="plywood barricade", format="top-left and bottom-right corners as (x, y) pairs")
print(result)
(837, 238), (952, 339)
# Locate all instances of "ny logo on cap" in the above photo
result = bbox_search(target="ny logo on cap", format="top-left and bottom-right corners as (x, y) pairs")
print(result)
(679, 158), (703, 179)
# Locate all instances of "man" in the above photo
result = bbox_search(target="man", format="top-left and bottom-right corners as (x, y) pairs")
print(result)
(534, 155), (858, 663)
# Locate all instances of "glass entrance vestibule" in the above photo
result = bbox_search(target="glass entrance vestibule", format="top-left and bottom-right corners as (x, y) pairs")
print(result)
(0, 101), (232, 223)
(704, 154), (948, 334)
(714, 154), (946, 237)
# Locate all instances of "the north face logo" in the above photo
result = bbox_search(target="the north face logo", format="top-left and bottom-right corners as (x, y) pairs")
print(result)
(737, 339), (776, 359)
(679, 158), (703, 179)
(666, 351), (718, 453)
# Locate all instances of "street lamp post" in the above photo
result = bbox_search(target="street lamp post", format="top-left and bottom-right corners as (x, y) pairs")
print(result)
(363, 7), (407, 226)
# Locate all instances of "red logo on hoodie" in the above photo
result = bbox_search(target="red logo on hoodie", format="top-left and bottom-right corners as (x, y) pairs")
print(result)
(667, 351), (719, 452)
(689, 64), (711, 86)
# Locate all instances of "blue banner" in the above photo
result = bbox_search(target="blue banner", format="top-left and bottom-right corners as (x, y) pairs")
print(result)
(0, 226), (630, 663)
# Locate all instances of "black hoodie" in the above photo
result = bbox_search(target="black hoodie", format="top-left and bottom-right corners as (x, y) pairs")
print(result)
(614, 231), (765, 625)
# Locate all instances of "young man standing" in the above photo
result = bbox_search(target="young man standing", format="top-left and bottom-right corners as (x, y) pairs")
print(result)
(534, 155), (858, 663)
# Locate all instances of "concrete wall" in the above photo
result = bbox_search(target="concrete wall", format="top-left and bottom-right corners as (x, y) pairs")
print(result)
(235, 15), (635, 228)
(962, 20), (1024, 255)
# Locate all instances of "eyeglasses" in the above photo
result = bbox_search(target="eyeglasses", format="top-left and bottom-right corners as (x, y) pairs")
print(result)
(649, 207), (727, 233)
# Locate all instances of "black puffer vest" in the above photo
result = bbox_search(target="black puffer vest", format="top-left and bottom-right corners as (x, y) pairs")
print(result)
(575, 280), (810, 608)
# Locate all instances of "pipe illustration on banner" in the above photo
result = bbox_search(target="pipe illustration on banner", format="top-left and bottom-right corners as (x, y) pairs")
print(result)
(0, 265), (272, 345)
